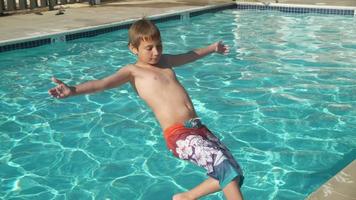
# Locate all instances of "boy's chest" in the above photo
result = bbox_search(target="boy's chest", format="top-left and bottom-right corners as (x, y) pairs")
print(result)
(132, 67), (179, 97)
(136, 67), (176, 86)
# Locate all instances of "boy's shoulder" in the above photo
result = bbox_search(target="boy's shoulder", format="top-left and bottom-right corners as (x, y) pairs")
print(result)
(121, 64), (136, 69)
(120, 64), (139, 72)
(119, 64), (147, 76)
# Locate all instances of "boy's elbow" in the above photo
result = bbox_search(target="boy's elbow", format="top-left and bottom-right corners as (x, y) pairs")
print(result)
(190, 51), (202, 60)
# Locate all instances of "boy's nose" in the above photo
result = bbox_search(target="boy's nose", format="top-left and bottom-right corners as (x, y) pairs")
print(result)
(152, 47), (161, 55)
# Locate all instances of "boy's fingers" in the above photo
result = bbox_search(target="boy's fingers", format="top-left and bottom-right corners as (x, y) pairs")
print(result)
(223, 47), (230, 55)
(49, 77), (67, 98)
(55, 87), (62, 94)
(49, 88), (57, 94)
(48, 88), (54, 94)
(52, 77), (64, 85)
(48, 88), (59, 98)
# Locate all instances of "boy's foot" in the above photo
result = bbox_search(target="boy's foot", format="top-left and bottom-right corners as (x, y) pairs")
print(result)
(173, 192), (196, 200)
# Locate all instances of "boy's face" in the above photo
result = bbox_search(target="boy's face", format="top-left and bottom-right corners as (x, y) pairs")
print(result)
(131, 39), (163, 65)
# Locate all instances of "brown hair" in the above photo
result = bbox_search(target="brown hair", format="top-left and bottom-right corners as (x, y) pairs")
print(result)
(128, 18), (161, 48)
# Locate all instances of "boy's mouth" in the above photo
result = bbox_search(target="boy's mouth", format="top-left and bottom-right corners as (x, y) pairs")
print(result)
(151, 56), (160, 61)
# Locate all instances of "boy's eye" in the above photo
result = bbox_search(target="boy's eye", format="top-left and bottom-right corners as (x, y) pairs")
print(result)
(145, 45), (162, 51)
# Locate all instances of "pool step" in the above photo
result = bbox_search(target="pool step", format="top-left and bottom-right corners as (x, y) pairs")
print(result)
(306, 160), (356, 200)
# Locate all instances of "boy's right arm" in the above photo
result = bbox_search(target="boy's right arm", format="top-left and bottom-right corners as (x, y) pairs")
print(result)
(48, 66), (132, 99)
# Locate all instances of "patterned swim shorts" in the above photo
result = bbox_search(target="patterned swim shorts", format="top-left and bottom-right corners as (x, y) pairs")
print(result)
(164, 118), (244, 188)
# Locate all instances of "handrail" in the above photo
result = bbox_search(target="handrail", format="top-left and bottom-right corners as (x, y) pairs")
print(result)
(0, 0), (85, 15)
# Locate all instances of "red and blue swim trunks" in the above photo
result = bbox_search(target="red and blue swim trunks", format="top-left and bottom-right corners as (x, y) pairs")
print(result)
(164, 118), (244, 188)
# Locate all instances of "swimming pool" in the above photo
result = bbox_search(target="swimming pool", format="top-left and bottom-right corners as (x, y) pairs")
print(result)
(1, 7), (356, 200)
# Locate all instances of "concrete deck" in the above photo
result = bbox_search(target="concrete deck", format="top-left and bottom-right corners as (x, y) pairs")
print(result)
(307, 160), (356, 200)
(0, 0), (355, 199)
(0, 0), (355, 43)
(0, 0), (231, 43)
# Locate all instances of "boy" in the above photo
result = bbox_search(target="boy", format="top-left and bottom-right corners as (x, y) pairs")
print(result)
(49, 18), (244, 200)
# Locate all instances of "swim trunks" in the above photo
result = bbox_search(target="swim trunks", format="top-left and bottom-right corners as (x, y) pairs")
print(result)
(164, 118), (244, 188)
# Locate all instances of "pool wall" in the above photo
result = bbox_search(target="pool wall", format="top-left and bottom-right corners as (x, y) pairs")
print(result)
(0, 2), (355, 53)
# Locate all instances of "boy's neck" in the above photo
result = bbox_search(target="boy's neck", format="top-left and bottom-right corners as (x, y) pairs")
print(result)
(135, 60), (162, 69)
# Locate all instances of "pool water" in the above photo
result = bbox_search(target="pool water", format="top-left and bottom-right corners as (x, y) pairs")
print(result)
(1, 9), (356, 200)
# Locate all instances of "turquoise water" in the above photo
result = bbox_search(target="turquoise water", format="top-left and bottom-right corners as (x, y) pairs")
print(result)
(1, 9), (356, 200)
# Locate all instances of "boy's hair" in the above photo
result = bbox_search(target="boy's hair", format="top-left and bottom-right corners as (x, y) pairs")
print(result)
(128, 18), (161, 48)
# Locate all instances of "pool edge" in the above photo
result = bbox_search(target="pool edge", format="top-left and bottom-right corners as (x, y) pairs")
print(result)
(0, 3), (236, 53)
(306, 160), (356, 200)
(1, 2), (355, 53)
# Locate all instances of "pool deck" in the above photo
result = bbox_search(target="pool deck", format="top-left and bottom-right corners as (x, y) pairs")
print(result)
(0, 1), (356, 199)
(1, 0), (232, 43)
(0, 0), (355, 43)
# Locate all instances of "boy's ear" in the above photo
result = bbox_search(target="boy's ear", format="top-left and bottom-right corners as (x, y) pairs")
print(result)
(129, 43), (138, 55)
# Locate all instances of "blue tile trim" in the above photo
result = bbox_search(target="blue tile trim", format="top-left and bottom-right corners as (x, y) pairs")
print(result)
(66, 23), (131, 41)
(236, 4), (355, 16)
(66, 15), (181, 42)
(0, 38), (51, 53)
(151, 15), (181, 24)
(190, 4), (237, 17)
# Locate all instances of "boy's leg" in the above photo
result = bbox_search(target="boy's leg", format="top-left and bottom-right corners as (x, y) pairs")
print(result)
(173, 178), (244, 200)
(222, 179), (243, 200)
(173, 177), (220, 200)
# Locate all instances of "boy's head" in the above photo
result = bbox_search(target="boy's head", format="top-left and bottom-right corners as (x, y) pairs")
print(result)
(128, 18), (163, 65)
(128, 18), (161, 49)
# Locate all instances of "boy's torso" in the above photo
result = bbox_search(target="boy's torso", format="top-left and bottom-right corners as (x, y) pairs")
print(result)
(126, 63), (197, 130)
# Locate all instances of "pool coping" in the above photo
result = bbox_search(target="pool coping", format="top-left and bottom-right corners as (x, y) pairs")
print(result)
(0, 2), (355, 53)
(306, 160), (356, 200)
(0, 3), (236, 53)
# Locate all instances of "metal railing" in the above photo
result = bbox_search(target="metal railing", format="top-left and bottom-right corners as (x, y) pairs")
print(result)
(0, 0), (85, 14)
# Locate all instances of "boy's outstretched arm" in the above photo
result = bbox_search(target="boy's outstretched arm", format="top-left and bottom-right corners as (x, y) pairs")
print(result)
(163, 41), (229, 67)
(48, 66), (132, 99)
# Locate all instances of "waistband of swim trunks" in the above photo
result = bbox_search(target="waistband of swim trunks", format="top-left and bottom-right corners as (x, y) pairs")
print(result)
(164, 123), (185, 139)
(163, 118), (203, 139)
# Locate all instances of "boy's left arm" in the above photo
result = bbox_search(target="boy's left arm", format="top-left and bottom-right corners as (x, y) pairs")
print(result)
(163, 41), (229, 67)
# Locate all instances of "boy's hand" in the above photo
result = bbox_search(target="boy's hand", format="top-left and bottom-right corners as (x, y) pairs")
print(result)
(214, 41), (229, 55)
(48, 77), (74, 98)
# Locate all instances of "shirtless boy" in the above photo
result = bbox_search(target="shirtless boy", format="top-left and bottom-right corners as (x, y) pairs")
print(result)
(49, 18), (244, 200)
